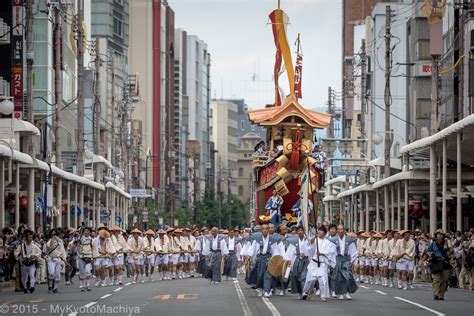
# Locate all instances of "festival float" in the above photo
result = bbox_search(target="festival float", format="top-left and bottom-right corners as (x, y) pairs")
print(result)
(249, 3), (331, 229)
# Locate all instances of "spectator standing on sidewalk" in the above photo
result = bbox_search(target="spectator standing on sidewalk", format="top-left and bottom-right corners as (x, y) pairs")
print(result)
(422, 229), (454, 300)
(458, 240), (473, 290)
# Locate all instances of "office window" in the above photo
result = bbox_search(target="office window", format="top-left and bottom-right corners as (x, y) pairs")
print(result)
(113, 18), (122, 37)
(238, 185), (244, 196)
(238, 167), (243, 177)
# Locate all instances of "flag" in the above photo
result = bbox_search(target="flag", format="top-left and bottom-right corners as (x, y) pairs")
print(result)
(300, 167), (310, 234)
(269, 9), (295, 106)
(294, 53), (303, 98)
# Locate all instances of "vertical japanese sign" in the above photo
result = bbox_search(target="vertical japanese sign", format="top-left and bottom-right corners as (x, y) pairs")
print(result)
(294, 54), (303, 99)
(12, 0), (24, 119)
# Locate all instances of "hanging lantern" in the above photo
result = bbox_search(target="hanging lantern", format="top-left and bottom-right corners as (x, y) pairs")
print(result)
(19, 195), (28, 209)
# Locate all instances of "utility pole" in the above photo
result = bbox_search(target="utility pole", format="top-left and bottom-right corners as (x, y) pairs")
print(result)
(384, 5), (392, 230)
(110, 57), (115, 166)
(360, 39), (367, 156)
(76, 0), (85, 176)
(53, 6), (62, 168)
(25, 0), (33, 124)
(94, 39), (101, 155)
(327, 87), (333, 138)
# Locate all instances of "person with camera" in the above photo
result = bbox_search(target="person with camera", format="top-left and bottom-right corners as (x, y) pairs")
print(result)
(14, 229), (41, 293)
(422, 229), (454, 300)
(458, 239), (473, 290)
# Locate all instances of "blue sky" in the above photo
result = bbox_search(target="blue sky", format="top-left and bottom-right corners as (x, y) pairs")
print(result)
(169, 0), (342, 111)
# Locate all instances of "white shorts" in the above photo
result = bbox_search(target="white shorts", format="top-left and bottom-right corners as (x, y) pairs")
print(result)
(357, 258), (365, 266)
(95, 258), (113, 267)
(169, 254), (180, 265)
(144, 255), (155, 266)
(365, 258), (372, 266)
(155, 255), (169, 266)
(396, 260), (415, 272)
(378, 259), (388, 267)
(112, 255), (124, 266)
(127, 257), (143, 265)
(371, 259), (379, 266)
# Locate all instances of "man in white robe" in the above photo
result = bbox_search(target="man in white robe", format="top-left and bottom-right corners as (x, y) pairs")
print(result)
(302, 225), (336, 301)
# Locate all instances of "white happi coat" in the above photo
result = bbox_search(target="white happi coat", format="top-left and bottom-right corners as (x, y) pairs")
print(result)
(306, 237), (337, 277)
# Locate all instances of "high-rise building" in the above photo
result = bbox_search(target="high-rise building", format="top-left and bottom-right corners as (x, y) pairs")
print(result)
(185, 34), (211, 202)
(342, 0), (397, 138)
(211, 100), (238, 197)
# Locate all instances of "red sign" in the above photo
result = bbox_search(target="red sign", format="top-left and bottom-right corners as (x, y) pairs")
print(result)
(12, 66), (23, 116)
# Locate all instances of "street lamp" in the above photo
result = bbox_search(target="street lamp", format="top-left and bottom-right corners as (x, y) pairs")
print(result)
(0, 98), (14, 115)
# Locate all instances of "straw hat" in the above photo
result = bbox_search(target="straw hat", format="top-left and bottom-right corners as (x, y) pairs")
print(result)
(157, 229), (166, 234)
(222, 230), (229, 234)
(384, 229), (393, 234)
(97, 225), (107, 232)
(200, 227), (208, 232)
(399, 230), (411, 237)
(98, 229), (109, 239)
(112, 225), (122, 232)
(174, 228), (183, 233)
(166, 227), (175, 233)
(434, 229), (446, 236)
(145, 229), (155, 235)
(68, 227), (77, 235)
(373, 232), (383, 238)
(131, 228), (142, 235)
(357, 230), (366, 235)
(183, 227), (191, 231)
(360, 232), (370, 238)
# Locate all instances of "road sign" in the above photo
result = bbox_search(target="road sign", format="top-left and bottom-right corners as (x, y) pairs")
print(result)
(129, 189), (151, 198)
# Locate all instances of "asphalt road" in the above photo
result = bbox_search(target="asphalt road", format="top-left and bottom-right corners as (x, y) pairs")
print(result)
(0, 275), (473, 316)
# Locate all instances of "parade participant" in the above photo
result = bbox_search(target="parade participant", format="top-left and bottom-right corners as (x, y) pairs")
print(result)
(244, 221), (283, 297)
(14, 229), (41, 294)
(312, 145), (327, 187)
(370, 232), (383, 285)
(284, 226), (310, 298)
(458, 240), (473, 290)
(395, 230), (416, 290)
(223, 228), (240, 280)
(379, 230), (391, 286)
(167, 228), (180, 279)
(111, 226), (128, 285)
(327, 224), (337, 239)
(330, 224), (357, 300)
(195, 227), (209, 277)
(301, 225), (336, 301)
(76, 227), (98, 291)
(203, 227), (229, 284)
(65, 228), (79, 285)
(94, 228), (117, 286)
(355, 231), (368, 282)
(265, 189), (284, 226)
(180, 228), (193, 278)
(154, 229), (169, 280)
(363, 231), (375, 284)
(45, 228), (67, 294)
(127, 228), (145, 284)
(184, 228), (197, 277)
(143, 229), (157, 282)
(389, 230), (401, 288)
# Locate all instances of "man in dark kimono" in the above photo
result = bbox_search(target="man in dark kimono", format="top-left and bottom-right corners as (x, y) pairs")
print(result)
(203, 227), (228, 284)
(223, 228), (240, 280)
(283, 226), (310, 298)
(244, 222), (283, 298)
(330, 224), (358, 300)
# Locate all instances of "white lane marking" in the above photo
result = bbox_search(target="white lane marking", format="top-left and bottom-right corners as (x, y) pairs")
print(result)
(374, 290), (387, 295)
(360, 285), (370, 289)
(100, 294), (112, 299)
(83, 302), (97, 308)
(262, 297), (281, 316)
(125, 282), (131, 286)
(233, 280), (252, 316)
(394, 297), (445, 316)
(114, 287), (123, 292)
